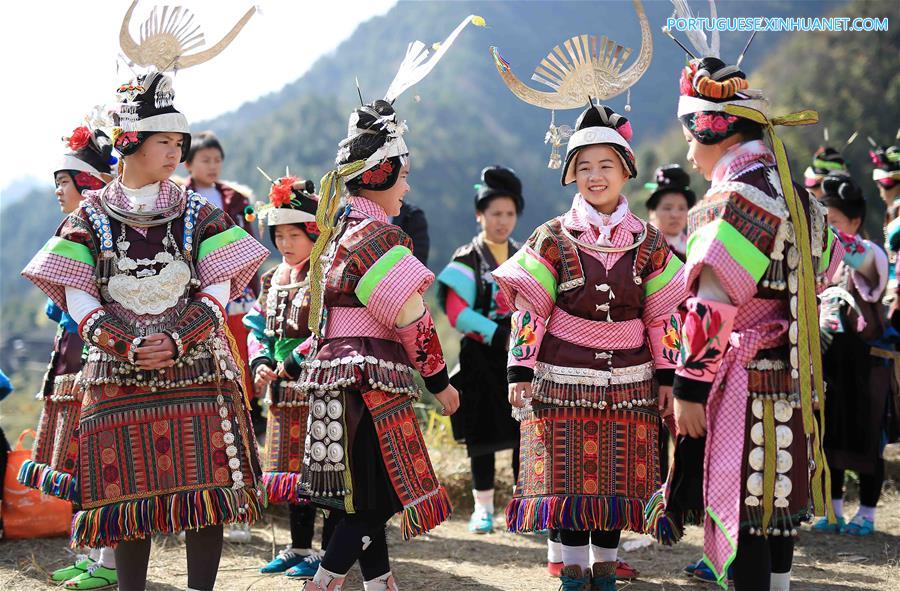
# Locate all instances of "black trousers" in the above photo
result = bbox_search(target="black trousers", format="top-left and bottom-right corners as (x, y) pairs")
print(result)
(831, 458), (885, 507)
(471, 445), (521, 491)
(320, 508), (394, 580)
(732, 530), (794, 590)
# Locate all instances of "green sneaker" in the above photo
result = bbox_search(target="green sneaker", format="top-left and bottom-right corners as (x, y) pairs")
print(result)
(64, 563), (118, 590)
(50, 558), (94, 582)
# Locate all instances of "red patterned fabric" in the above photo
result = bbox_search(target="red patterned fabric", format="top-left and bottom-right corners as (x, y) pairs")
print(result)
(509, 404), (659, 533)
(362, 389), (452, 539)
(396, 310), (445, 378)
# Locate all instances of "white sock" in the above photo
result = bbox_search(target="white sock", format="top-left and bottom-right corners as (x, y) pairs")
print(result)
(561, 543), (590, 571)
(831, 498), (844, 519)
(97, 547), (116, 569)
(88, 548), (101, 562)
(473, 489), (494, 514)
(770, 570), (791, 591)
(363, 571), (397, 590)
(590, 544), (618, 563)
(547, 538), (562, 563)
(857, 505), (876, 521)
(291, 547), (313, 556)
(313, 565), (347, 588)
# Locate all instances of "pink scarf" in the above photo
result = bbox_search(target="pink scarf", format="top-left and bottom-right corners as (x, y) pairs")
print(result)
(711, 140), (776, 185)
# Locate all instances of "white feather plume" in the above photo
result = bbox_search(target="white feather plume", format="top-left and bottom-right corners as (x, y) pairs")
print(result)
(671, 0), (719, 58)
(383, 15), (483, 103)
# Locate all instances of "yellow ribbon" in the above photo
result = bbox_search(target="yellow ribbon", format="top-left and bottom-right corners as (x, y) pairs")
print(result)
(724, 104), (834, 524)
(307, 160), (367, 336)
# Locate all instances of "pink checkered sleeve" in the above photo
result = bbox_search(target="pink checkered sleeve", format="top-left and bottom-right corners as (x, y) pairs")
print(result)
(22, 217), (100, 309)
(491, 246), (557, 319)
(197, 234), (269, 301)
(684, 241), (758, 305)
(363, 253), (434, 327)
(22, 251), (98, 308)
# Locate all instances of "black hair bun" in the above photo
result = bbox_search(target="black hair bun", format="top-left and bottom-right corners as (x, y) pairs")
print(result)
(482, 166), (522, 197)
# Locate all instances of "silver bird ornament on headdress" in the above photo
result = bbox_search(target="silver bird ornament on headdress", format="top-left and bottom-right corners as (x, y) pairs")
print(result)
(119, 0), (256, 72)
(489, 0), (652, 110)
(489, 0), (651, 168)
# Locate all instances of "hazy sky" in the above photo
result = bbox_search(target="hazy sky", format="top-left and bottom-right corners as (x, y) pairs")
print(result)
(0, 0), (396, 191)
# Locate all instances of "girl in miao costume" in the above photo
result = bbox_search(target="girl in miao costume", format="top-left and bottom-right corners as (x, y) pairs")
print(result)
(280, 16), (484, 591)
(246, 176), (341, 578)
(18, 123), (120, 591)
(814, 175), (898, 537)
(437, 166), (524, 535)
(489, 4), (687, 588)
(22, 4), (266, 590)
(645, 3), (845, 590)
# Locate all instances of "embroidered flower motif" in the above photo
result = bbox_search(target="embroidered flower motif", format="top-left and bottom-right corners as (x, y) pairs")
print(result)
(304, 221), (320, 239)
(74, 171), (104, 191)
(115, 131), (139, 151)
(510, 311), (537, 361)
(661, 314), (681, 365)
(270, 176), (298, 207)
(836, 230), (865, 254)
(361, 160), (393, 185)
(67, 126), (92, 152)
(679, 302), (724, 375)
(690, 113), (739, 142)
(414, 320), (444, 375)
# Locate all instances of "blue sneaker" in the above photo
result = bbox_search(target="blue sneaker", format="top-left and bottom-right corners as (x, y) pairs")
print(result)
(692, 561), (733, 584)
(285, 554), (323, 578)
(812, 515), (845, 533)
(842, 514), (875, 536)
(260, 549), (307, 574)
(468, 508), (494, 534)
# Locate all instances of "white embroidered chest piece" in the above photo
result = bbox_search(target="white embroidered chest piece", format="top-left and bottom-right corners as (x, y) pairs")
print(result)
(107, 259), (191, 315)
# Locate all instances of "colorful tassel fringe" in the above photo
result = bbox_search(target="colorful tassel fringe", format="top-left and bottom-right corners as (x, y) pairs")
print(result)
(17, 459), (80, 503)
(506, 494), (647, 534)
(261, 472), (308, 505)
(400, 486), (453, 540)
(642, 488), (704, 545)
(70, 486), (264, 548)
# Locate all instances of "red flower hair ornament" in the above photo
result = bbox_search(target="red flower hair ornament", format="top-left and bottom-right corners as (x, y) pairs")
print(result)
(66, 126), (92, 152)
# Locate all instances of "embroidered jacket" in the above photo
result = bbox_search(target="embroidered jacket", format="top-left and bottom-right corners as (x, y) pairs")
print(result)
(493, 195), (686, 404)
(22, 179), (269, 390)
(437, 235), (519, 347)
(285, 196), (448, 395)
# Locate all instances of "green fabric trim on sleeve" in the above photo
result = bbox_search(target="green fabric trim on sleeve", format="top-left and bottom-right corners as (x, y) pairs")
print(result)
(42, 236), (95, 266)
(515, 248), (557, 302)
(687, 219), (770, 281)
(644, 253), (684, 297)
(355, 245), (412, 305)
(818, 227), (836, 274)
(197, 226), (250, 262)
